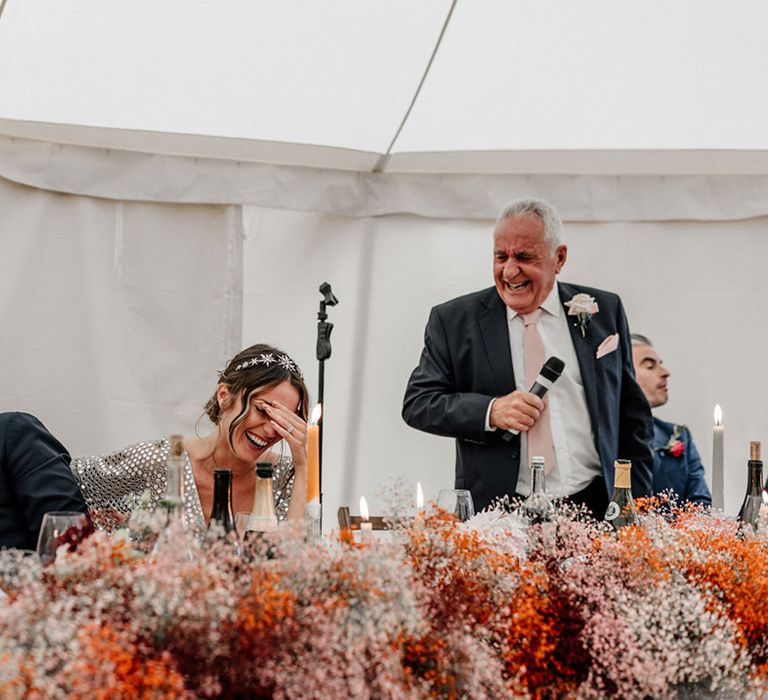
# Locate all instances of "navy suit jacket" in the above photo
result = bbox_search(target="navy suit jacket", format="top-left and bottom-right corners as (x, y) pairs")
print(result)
(651, 417), (711, 506)
(402, 282), (654, 512)
(0, 412), (87, 550)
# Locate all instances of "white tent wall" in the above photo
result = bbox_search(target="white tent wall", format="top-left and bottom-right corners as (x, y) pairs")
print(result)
(0, 175), (243, 456)
(1, 143), (767, 523)
(243, 205), (768, 521)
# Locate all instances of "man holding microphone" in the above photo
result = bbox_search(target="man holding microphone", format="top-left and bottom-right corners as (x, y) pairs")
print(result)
(402, 197), (653, 518)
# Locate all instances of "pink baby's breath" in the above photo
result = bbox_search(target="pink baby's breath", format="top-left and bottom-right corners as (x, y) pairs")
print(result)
(0, 498), (765, 697)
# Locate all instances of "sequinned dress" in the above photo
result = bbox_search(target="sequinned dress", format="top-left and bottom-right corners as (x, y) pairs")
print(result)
(70, 437), (295, 536)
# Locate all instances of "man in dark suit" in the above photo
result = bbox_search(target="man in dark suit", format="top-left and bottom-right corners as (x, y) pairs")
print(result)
(0, 412), (87, 549)
(630, 334), (711, 506)
(402, 197), (653, 517)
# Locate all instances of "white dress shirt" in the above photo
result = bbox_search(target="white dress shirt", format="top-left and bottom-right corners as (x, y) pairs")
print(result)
(502, 284), (601, 497)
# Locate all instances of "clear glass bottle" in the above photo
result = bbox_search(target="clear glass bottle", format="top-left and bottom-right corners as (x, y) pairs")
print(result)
(206, 469), (238, 551)
(521, 456), (554, 524)
(738, 441), (763, 531)
(245, 461), (278, 533)
(152, 434), (190, 558)
(240, 462), (279, 559)
(161, 433), (185, 519)
(604, 459), (640, 530)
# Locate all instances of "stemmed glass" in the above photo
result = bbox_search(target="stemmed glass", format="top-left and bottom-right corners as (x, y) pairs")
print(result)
(436, 489), (475, 522)
(36, 511), (89, 565)
(235, 512), (251, 541)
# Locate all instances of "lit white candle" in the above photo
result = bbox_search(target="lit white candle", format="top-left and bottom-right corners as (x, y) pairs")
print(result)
(359, 496), (372, 540)
(416, 482), (424, 510)
(712, 404), (724, 511)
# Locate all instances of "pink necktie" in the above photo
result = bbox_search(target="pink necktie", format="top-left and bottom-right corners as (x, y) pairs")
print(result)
(522, 309), (556, 475)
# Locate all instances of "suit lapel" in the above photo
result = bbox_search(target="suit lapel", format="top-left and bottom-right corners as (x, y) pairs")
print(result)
(558, 282), (601, 440)
(478, 288), (516, 393)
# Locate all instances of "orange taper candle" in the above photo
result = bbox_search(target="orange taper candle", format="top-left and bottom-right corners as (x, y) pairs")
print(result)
(306, 403), (322, 503)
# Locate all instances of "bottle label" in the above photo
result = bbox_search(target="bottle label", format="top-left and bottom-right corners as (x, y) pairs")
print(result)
(245, 514), (278, 532)
(604, 502), (620, 521)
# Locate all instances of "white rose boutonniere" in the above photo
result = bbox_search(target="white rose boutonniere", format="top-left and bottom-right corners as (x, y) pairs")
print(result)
(565, 293), (599, 337)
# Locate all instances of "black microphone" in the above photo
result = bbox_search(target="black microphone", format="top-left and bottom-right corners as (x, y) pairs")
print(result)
(502, 356), (565, 442)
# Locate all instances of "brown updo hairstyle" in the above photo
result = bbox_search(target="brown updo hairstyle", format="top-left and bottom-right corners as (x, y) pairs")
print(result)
(204, 343), (310, 451)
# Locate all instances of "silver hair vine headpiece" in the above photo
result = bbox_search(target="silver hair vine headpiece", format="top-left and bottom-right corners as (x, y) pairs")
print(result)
(234, 352), (303, 380)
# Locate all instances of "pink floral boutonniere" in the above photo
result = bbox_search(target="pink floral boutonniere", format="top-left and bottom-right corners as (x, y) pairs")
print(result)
(565, 293), (599, 337)
(659, 424), (686, 458)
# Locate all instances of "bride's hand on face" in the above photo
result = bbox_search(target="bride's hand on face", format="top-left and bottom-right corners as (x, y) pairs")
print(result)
(264, 401), (308, 469)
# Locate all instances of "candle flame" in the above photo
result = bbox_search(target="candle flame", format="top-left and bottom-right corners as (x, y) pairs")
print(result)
(359, 496), (369, 521)
(310, 403), (322, 425)
(416, 482), (424, 509)
(714, 404), (723, 426)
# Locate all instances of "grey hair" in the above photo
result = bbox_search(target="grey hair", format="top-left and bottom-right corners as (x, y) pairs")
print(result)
(494, 197), (564, 250)
(630, 333), (653, 347)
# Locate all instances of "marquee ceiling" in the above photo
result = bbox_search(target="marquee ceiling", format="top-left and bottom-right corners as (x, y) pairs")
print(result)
(2, 0), (768, 174)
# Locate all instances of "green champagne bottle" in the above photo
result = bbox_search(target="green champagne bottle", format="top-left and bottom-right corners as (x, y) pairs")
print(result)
(737, 441), (763, 531)
(205, 469), (239, 554)
(604, 459), (640, 530)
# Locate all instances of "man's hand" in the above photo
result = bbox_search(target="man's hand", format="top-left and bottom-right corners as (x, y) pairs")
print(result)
(490, 390), (544, 432)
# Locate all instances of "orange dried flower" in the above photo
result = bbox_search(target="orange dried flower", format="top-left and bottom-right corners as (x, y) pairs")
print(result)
(58, 623), (186, 698)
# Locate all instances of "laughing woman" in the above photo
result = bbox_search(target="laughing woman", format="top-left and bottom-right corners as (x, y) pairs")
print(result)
(70, 344), (310, 536)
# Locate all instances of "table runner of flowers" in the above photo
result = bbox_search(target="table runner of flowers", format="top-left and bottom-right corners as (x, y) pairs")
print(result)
(1, 497), (767, 699)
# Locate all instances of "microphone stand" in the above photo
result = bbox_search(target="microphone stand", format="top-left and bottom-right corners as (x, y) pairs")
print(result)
(315, 282), (338, 514)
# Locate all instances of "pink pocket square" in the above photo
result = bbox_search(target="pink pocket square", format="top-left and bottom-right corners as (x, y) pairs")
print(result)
(596, 333), (620, 359)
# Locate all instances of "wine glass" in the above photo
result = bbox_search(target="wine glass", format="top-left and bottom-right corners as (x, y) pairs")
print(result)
(436, 489), (475, 522)
(235, 512), (251, 541)
(36, 511), (89, 565)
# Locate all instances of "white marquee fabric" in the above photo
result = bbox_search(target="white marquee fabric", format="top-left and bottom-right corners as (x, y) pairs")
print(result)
(4, 135), (768, 222)
(0, 176), (243, 454)
(1, 166), (764, 520)
(1, 0), (768, 524)
(2, 0), (768, 173)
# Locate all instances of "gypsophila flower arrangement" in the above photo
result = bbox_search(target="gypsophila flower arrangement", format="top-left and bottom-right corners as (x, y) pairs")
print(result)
(1, 494), (768, 698)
